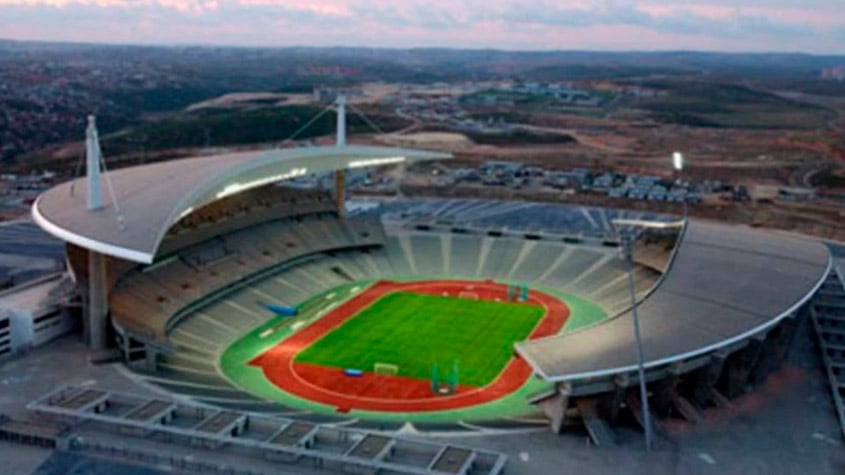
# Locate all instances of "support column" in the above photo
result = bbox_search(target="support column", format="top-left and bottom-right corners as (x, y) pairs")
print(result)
(87, 250), (109, 350)
(749, 315), (799, 386)
(576, 398), (617, 448)
(598, 374), (628, 423)
(776, 310), (803, 367)
(538, 383), (571, 434)
(689, 351), (726, 408)
(652, 364), (682, 418)
(721, 336), (765, 398)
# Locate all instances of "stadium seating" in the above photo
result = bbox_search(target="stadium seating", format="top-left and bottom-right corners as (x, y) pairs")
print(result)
(156, 231), (659, 345)
(449, 235), (483, 278)
(383, 236), (415, 276)
(116, 199), (667, 413)
(120, 229), (660, 344)
(370, 199), (666, 237)
(110, 213), (385, 341)
(167, 186), (335, 236)
(508, 242), (560, 283)
(481, 239), (524, 280)
(160, 186), (336, 254)
(409, 234), (445, 277)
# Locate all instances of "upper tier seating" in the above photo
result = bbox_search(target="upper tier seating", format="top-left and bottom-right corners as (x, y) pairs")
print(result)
(370, 199), (667, 237)
(160, 186), (337, 255)
(110, 214), (385, 342)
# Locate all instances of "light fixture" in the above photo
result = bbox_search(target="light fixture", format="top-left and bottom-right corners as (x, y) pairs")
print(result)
(348, 156), (406, 169)
(672, 151), (684, 171)
(216, 167), (309, 199)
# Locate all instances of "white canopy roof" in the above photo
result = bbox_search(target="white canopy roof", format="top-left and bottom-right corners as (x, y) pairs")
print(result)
(33, 145), (450, 263)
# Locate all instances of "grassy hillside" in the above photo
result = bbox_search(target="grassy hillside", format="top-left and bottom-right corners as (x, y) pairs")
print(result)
(101, 105), (410, 156)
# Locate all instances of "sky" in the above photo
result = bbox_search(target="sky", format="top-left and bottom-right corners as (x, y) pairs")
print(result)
(2, 0), (845, 54)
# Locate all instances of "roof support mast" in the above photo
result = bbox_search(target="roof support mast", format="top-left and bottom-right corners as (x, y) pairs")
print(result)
(336, 95), (347, 147)
(86, 115), (103, 211)
(84, 115), (109, 350)
(335, 95), (347, 217)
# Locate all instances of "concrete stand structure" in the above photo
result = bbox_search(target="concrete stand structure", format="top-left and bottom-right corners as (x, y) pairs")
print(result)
(86, 251), (108, 350)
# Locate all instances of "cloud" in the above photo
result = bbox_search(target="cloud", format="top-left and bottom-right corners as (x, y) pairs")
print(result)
(0, 0), (843, 53)
(488, 1), (818, 39)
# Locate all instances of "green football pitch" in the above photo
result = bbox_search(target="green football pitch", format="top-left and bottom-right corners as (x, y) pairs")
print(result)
(294, 291), (545, 387)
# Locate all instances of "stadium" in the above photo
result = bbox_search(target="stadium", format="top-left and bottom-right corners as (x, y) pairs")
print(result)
(9, 102), (840, 473)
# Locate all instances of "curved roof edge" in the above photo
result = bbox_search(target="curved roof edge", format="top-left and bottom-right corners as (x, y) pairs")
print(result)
(33, 145), (451, 264)
(516, 220), (832, 382)
(32, 196), (154, 263)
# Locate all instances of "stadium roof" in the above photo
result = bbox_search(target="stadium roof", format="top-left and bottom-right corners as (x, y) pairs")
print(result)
(516, 220), (831, 381)
(32, 145), (450, 264)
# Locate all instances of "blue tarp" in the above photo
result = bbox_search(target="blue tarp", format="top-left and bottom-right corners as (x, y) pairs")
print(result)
(260, 303), (299, 317)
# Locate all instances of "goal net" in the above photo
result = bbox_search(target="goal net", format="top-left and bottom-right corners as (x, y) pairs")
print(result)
(373, 363), (399, 376)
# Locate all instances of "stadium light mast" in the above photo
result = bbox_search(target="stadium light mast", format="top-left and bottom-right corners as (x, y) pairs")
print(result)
(335, 95), (347, 216)
(86, 115), (104, 210)
(672, 151), (687, 221)
(619, 227), (653, 451)
(610, 218), (683, 451)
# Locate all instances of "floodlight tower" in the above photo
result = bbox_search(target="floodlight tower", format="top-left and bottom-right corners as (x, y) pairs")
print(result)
(611, 218), (684, 451)
(672, 151), (687, 221)
(335, 95), (347, 217)
(620, 227), (653, 451)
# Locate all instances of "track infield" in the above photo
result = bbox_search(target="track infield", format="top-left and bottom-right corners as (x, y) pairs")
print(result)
(295, 291), (544, 387)
(249, 280), (569, 413)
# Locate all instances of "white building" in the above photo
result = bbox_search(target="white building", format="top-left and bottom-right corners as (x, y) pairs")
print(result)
(0, 273), (74, 361)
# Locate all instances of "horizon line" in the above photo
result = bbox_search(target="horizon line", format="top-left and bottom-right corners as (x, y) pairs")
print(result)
(2, 36), (844, 58)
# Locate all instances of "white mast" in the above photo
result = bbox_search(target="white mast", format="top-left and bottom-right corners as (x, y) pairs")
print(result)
(85, 115), (103, 210)
(334, 95), (347, 216)
(336, 95), (347, 147)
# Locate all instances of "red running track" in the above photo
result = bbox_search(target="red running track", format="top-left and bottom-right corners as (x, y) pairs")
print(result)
(250, 280), (569, 412)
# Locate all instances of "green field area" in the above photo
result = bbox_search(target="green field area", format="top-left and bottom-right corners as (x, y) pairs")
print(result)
(221, 281), (607, 422)
(294, 292), (544, 387)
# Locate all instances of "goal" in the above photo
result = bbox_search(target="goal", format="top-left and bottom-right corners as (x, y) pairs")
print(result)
(458, 291), (479, 300)
(373, 363), (399, 376)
